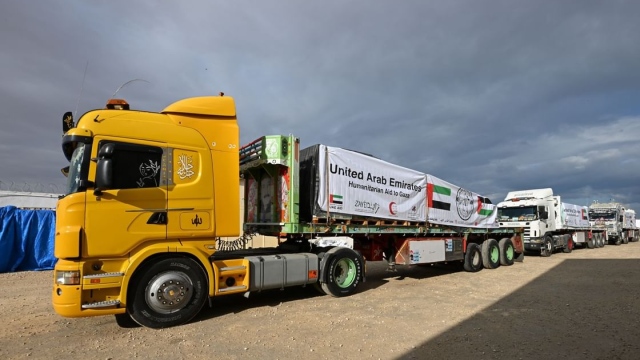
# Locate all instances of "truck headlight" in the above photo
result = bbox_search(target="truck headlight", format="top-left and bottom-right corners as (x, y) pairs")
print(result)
(56, 270), (80, 285)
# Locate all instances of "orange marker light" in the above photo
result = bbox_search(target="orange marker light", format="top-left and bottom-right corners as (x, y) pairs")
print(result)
(106, 98), (130, 110)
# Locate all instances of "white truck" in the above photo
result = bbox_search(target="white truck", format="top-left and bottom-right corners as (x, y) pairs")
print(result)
(496, 188), (605, 256)
(589, 201), (627, 245)
(622, 209), (638, 243)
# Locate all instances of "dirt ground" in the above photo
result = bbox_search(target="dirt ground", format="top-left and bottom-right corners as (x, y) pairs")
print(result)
(1, 242), (640, 360)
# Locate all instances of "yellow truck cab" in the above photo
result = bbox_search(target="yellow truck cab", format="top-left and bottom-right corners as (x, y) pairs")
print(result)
(54, 94), (245, 328)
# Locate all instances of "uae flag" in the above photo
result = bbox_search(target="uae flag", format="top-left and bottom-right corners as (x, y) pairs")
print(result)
(330, 194), (343, 205)
(427, 183), (451, 211)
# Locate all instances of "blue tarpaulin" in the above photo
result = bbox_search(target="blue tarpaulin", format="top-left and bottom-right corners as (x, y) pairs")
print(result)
(0, 206), (57, 273)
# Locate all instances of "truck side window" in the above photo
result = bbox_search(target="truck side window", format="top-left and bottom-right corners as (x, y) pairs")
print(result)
(98, 141), (163, 189)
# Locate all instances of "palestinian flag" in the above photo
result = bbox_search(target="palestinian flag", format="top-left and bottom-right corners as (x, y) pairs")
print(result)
(330, 194), (343, 205)
(427, 183), (451, 211)
(477, 196), (494, 216)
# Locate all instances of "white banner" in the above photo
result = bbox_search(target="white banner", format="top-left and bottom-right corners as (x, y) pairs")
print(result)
(426, 175), (498, 228)
(317, 145), (427, 222)
(558, 202), (590, 229)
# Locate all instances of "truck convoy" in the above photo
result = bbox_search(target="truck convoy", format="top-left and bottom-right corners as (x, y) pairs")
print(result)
(52, 94), (524, 329)
(496, 188), (607, 256)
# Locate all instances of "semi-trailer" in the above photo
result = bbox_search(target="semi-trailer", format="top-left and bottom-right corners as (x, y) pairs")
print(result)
(496, 188), (606, 256)
(52, 94), (524, 329)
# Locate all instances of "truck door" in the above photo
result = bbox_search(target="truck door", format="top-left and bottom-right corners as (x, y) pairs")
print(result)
(165, 147), (215, 240)
(84, 138), (168, 258)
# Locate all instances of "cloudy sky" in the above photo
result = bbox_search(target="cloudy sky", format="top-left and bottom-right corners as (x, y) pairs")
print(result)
(1, 0), (639, 210)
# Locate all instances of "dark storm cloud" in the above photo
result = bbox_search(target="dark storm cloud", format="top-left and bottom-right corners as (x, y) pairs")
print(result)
(1, 0), (639, 210)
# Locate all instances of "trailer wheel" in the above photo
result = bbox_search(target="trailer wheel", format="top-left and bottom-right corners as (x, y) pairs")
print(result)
(541, 236), (553, 257)
(597, 234), (604, 248)
(463, 243), (483, 272)
(623, 236), (629, 244)
(586, 237), (595, 249)
(498, 238), (515, 266)
(320, 248), (364, 297)
(480, 239), (500, 269)
(563, 236), (573, 253)
(128, 257), (207, 329)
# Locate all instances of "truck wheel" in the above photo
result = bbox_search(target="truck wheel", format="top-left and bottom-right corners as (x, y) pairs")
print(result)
(114, 313), (139, 328)
(128, 257), (207, 329)
(541, 237), (553, 257)
(320, 248), (364, 297)
(481, 239), (500, 269)
(597, 235), (605, 248)
(614, 237), (621, 246)
(623, 236), (629, 244)
(563, 237), (573, 253)
(463, 243), (483, 272)
(498, 238), (515, 266)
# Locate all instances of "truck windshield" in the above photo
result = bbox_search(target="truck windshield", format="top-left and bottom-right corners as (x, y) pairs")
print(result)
(65, 143), (87, 195)
(588, 211), (615, 220)
(498, 206), (537, 221)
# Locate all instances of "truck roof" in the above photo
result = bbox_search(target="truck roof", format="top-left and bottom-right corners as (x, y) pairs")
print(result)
(589, 202), (623, 209)
(162, 95), (236, 117)
(503, 188), (553, 201)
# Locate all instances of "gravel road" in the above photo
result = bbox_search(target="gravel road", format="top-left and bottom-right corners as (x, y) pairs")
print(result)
(1, 242), (639, 360)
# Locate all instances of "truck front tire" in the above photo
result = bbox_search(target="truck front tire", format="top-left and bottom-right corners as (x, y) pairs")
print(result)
(114, 313), (139, 328)
(541, 237), (553, 257)
(128, 257), (207, 329)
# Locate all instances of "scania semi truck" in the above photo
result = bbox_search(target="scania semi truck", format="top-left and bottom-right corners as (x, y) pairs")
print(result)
(52, 94), (523, 329)
(496, 188), (606, 256)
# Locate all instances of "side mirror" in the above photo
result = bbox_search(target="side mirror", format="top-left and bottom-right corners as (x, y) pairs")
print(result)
(95, 143), (116, 194)
(98, 143), (115, 158)
(540, 211), (548, 220)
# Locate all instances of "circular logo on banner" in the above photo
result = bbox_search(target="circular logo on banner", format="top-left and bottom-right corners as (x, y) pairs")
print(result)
(456, 188), (475, 221)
